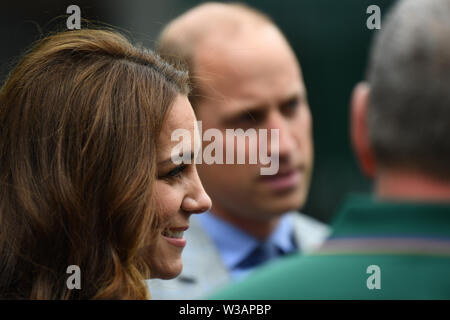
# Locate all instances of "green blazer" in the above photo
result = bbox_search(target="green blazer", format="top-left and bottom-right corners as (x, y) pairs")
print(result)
(210, 195), (450, 299)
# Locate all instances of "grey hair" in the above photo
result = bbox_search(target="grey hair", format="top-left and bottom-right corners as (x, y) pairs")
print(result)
(367, 0), (450, 179)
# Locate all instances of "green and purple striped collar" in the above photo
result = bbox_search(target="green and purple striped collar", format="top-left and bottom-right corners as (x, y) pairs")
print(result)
(313, 195), (450, 257)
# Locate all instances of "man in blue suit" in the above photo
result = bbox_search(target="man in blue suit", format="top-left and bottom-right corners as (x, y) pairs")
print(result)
(148, 2), (329, 299)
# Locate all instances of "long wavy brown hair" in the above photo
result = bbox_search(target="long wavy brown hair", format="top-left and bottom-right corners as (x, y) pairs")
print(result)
(0, 29), (189, 299)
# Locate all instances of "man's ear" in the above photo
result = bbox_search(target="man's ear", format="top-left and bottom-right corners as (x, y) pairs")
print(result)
(350, 82), (376, 178)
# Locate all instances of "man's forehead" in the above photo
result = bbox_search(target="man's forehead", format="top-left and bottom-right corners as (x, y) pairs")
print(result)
(194, 25), (295, 73)
(193, 27), (302, 97)
(194, 54), (304, 119)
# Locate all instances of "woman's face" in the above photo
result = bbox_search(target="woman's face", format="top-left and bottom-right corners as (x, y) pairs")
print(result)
(145, 95), (211, 279)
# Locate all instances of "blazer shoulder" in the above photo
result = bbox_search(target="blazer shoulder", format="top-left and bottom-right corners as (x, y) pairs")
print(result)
(288, 211), (330, 253)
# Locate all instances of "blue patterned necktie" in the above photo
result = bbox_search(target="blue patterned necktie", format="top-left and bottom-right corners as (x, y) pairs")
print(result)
(236, 232), (298, 271)
(237, 241), (283, 270)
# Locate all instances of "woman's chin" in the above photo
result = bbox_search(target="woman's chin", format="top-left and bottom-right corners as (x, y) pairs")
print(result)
(149, 260), (183, 280)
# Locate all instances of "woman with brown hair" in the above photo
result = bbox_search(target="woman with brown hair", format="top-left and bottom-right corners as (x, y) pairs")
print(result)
(0, 29), (211, 299)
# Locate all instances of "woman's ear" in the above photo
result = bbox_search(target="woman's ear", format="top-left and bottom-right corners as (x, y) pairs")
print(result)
(350, 82), (376, 178)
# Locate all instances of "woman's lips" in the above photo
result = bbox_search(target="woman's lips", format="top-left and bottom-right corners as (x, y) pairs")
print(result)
(161, 226), (188, 248)
(162, 236), (186, 248)
(259, 168), (301, 192)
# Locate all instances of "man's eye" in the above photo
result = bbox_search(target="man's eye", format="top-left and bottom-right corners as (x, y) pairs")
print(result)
(235, 112), (263, 126)
(241, 112), (256, 122)
(160, 165), (187, 180)
(281, 98), (300, 116)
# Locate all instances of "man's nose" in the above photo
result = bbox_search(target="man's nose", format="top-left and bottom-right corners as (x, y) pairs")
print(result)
(265, 111), (296, 159)
(181, 171), (212, 214)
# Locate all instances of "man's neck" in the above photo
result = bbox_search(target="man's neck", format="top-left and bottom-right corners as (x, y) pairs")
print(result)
(209, 205), (281, 241)
(375, 168), (450, 202)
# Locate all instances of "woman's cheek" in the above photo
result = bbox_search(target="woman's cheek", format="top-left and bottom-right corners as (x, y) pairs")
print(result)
(156, 184), (183, 219)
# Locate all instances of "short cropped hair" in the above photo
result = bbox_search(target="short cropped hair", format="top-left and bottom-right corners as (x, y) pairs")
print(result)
(367, 0), (450, 179)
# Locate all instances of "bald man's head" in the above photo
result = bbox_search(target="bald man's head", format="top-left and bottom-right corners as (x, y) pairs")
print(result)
(159, 2), (271, 48)
(157, 2), (287, 106)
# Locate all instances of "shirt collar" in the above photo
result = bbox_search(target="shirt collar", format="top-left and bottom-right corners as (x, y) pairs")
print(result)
(268, 213), (296, 254)
(331, 194), (450, 239)
(198, 211), (295, 270)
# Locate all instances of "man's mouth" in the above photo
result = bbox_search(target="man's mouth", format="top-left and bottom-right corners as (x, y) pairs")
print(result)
(259, 167), (302, 192)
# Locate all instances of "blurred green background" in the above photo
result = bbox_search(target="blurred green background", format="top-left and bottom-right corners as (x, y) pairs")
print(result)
(0, 0), (396, 223)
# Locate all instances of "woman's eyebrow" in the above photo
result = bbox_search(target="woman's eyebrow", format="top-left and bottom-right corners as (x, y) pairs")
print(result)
(158, 151), (194, 166)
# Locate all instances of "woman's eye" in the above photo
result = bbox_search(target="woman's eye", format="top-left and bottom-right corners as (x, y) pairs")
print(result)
(160, 165), (187, 180)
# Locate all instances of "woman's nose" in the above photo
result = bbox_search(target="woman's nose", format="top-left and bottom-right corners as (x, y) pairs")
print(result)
(182, 190), (212, 214)
(181, 174), (212, 214)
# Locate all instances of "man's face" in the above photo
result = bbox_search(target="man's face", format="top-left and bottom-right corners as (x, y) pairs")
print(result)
(193, 25), (313, 222)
